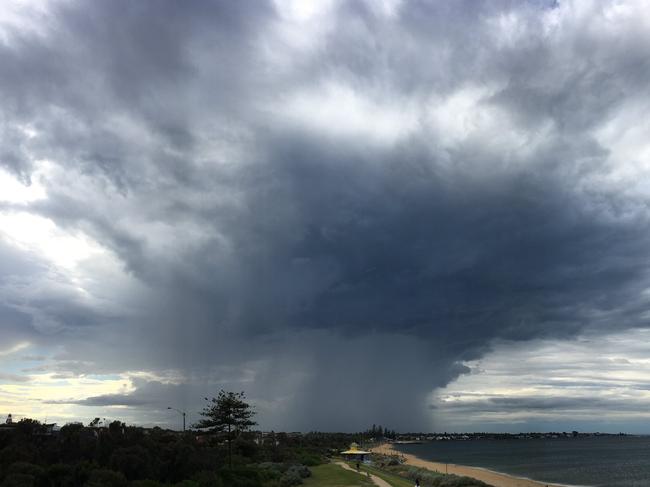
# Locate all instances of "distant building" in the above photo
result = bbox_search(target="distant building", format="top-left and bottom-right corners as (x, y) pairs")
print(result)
(0, 415), (15, 434)
(37, 423), (61, 436)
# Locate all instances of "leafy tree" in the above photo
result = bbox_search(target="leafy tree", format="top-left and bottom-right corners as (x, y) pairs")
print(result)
(86, 468), (127, 487)
(109, 445), (152, 480)
(2, 473), (36, 487)
(15, 419), (42, 438)
(195, 391), (256, 468)
(46, 463), (74, 487)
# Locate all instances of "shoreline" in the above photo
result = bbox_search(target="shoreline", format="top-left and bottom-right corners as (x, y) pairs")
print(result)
(372, 443), (569, 487)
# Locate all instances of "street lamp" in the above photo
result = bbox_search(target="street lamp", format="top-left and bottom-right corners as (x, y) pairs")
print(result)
(167, 406), (186, 432)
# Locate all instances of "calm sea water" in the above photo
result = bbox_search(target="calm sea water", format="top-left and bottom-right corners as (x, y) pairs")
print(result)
(394, 437), (650, 487)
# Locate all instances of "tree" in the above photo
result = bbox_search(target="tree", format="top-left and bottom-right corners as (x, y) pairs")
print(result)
(195, 390), (256, 468)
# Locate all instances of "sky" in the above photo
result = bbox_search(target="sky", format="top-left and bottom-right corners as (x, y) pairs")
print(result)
(1, 0), (650, 433)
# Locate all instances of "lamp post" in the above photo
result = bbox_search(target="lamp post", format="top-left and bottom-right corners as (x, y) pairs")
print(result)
(167, 406), (186, 432)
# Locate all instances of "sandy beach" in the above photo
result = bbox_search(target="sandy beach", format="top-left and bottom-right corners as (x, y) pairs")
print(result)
(372, 443), (564, 487)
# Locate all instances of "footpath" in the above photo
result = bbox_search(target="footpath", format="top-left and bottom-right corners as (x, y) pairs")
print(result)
(335, 461), (393, 487)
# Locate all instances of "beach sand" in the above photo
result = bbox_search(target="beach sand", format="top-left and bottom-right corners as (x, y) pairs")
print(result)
(372, 443), (563, 487)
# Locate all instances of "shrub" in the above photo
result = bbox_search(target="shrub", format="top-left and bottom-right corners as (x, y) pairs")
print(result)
(297, 454), (321, 466)
(0, 446), (38, 466)
(383, 464), (488, 487)
(387, 456), (400, 466)
(110, 446), (152, 480)
(47, 463), (73, 485)
(132, 481), (166, 487)
(257, 463), (283, 482)
(192, 471), (223, 487)
(7, 462), (45, 478)
(278, 469), (302, 487)
(436, 476), (490, 487)
(218, 467), (262, 487)
(86, 469), (127, 487)
(2, 473), (35, 487)
(6, 462), (46, 487)
(287, 466), (310, 479)
(174, 481), (200, 487)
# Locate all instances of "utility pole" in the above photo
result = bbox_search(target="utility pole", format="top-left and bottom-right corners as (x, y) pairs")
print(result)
(167, 406), (186, 432)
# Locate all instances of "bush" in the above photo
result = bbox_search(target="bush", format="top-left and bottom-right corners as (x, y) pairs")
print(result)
(86, 469), (127, 487)
(436, 476), (490, 487)
(218, 467), (262, 487)
(257, 463), (283, 482)
(132, 481), (166, 487)
(297, 454), (321, 466)
(173, 481), (200, 487)
(288, 466), (310, 479)
(258, 463), (310, 486)
(192, 471), (223, 487)
(0, 446), (38, 466)
(258, 462), (287, 473)
(278, 469), (302, 487)
(2, 473), (35, 487)
(384, 464), (488, 487)
(110, 446), (152, 480)
(71, 461), (98, 486)
(7, 463), (45, 478)
(47, 463), (73, 485)
(6, 462), (46, 487)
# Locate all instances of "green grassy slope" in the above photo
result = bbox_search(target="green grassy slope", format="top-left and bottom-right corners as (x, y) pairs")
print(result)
(359, 464), (415, 487)
(304, 464), (376, 487)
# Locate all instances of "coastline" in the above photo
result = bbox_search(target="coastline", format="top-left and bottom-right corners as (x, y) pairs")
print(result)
(372, 443), (568, 487)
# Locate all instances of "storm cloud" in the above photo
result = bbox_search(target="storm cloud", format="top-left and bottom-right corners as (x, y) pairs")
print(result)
(1, 0), (650, 430)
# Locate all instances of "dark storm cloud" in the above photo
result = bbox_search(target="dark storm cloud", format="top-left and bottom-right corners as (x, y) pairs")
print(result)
(45, 394), (150, 407)
(42, 379), (181, 408)
(1, 0), (650, 429)
(434, 395), (650, 414)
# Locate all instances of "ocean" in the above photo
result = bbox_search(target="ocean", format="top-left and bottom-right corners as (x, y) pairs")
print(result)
(393, 436), (650, 487)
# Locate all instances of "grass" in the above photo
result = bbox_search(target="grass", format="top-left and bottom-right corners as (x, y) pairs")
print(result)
(303, 463), (375, 487)
(339, 459), (416, 487)
(358, 464), (414, 487)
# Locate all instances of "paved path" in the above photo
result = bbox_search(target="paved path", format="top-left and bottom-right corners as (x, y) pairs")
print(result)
(335, 461), (394, 487)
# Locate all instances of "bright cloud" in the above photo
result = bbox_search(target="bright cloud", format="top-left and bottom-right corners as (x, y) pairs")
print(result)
(433, 328), (650, 431)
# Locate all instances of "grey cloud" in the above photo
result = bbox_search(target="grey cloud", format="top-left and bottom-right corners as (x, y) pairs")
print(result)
(42, 378), (181, 407)
(42, 361), (97, 378)
(46, 394), (150, 407)
(0, 373), (30, 383)
(42, 378), (212, 430)
(2, 0), (650, 430)
(435, 395), (650, 415)
(20, 355), (47, 362)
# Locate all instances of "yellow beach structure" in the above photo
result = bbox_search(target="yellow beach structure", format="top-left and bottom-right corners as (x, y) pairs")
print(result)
(340, 442), (372, 462)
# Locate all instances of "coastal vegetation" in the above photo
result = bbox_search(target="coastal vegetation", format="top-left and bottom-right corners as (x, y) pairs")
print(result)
(0, 418), (337, 486)
(302, 464), (374, 487)
(0, 392), (496, 487)
(377, 463), (489, 487)
(355, 457), (491, 487)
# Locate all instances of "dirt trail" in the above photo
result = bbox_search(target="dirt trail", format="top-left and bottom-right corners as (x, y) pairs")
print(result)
(335, 461), (393, 487)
